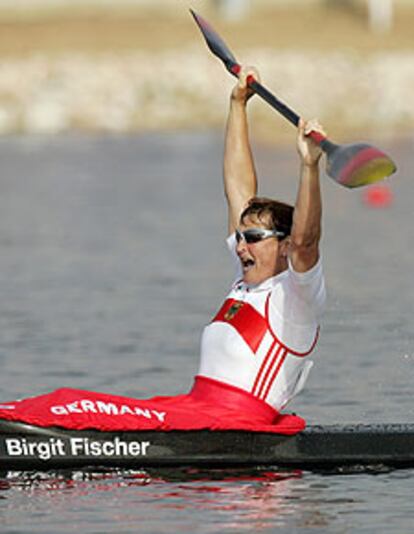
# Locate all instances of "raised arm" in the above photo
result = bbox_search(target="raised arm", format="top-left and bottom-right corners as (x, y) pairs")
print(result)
(289, 119), (325, 273)
(223, 67), (259, 235)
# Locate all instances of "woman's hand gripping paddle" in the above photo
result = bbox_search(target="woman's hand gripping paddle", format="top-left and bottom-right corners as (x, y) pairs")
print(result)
(190, 9), (397, 188)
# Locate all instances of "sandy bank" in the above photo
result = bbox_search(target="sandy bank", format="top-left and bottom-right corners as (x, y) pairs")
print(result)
(0, 48), (412, 140)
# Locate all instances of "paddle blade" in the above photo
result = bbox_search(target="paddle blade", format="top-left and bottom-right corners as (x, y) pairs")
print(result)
(190, 9), (239, 72)
(325, 142), (397, 188)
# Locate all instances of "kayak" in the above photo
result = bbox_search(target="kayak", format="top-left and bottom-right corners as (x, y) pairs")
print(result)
(2, 419), (414, 471)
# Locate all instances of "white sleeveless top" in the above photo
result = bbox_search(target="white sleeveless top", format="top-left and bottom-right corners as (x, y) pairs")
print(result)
(198, 234), (326, 411)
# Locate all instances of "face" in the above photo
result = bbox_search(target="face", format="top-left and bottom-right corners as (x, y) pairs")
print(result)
(236, 215), (289, 285)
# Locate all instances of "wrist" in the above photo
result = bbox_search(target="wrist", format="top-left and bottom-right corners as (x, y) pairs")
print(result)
(230, 95), (248, 108)
(301, 160), (319, 169)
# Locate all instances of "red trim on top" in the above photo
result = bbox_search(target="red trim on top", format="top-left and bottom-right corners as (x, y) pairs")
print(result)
(251, 338), (277, 396)
(212, 298), (268, 354)
(255, 345), (285, 400)
(192, 375), (278, 423)
(264, 294), (319, 357)
(261, 349), (288, 401)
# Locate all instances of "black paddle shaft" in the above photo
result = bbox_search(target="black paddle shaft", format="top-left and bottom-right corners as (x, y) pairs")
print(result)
(190, 10), (308, 134)
(242, 73), (332, 149)
(241, 77), (300, 127)
(231, 67), (334, 151)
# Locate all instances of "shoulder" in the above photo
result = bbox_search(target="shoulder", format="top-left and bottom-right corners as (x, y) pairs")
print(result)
(269, 257), (326, 324)
(287, 256), (324, 286)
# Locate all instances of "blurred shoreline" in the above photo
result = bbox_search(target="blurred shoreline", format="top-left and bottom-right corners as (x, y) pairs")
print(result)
(0, 5), (413, 140)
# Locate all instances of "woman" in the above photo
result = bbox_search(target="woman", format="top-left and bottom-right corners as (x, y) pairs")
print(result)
(194, 66), (326, 431)
(0, 68), (325, 435)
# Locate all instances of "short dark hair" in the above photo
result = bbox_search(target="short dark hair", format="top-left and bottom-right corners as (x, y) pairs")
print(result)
(240, 197), (293, 238)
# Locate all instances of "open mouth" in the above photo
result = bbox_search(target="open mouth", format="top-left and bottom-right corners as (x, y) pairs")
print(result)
(241, 258), (255, 272)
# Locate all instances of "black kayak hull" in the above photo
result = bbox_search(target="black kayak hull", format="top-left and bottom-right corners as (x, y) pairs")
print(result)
(1, 419), (414, 471)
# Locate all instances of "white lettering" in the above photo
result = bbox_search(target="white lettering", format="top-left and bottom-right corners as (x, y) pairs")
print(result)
(89, 441), (101, 456)
(49, 399), (168, 423)
(66, 402), (83, 414)
(27, 442), (38, 456)
(80, 400), (97, 413)
(5, 437), (150, 459)
(5, 438), (67, 460)
(55, 439), (66, 456)
(134, 407), (151, 419)
(70, 437), (84, 455)
(101, 442), (115, 456)
(115, 439), (127, 456)
(96, 401), (118, 415)
(51, 406), (68, 415)
(120, 405), (135, 416)
(69, 437), (150, 457)
(36, 442), (51, 460)
(5, 439), (22, 456)
(151, 410), (166, 422)
(128, 441), (141, 456)
(141, 441), (150, 455)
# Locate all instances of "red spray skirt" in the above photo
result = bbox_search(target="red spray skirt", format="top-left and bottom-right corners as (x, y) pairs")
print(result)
(0, 376), (305, 435)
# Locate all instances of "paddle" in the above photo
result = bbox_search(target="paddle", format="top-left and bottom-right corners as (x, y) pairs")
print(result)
(190, 9), (397, 188)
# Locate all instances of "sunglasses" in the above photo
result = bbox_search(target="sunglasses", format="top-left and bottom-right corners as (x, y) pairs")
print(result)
(235, 228), (286, 244)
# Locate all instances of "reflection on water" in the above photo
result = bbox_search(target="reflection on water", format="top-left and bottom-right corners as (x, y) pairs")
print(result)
(0, 132), (414, 532)
(0, 467), (334, 532)
(2, 465), (414, 532)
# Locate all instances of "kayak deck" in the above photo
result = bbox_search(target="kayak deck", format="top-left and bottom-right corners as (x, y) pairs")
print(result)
(1, 419), (414, 470)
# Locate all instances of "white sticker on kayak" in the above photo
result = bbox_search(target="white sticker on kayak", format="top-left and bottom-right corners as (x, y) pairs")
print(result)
(4, 437), (151, 460)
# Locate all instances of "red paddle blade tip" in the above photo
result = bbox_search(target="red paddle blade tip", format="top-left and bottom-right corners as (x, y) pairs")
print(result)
(326, 143), (397, 189)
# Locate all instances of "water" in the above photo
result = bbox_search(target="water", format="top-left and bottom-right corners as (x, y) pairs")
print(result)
(0, 131), (413, 532)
